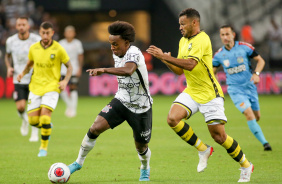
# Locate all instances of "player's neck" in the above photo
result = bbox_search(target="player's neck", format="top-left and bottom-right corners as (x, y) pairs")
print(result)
(66, 38), (74, 42)
(41, 40), (53, 49)
(18, 32), (30, 40)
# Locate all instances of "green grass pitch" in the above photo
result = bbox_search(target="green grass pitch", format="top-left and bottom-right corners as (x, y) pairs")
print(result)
(0, 95), (281, 184)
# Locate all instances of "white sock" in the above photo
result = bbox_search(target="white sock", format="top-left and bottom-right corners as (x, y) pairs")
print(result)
(76, 134), (96, 166)
(60, 90), (71, 107)
(138, 148), (151, 170)
(70, 90), (78, 113)
(17, 111), (28, 124)
(31, 126), (39, 136)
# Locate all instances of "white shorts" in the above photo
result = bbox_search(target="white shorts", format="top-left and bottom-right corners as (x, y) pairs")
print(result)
(27, 91), (59, 112)
(173, 92), (227, 125)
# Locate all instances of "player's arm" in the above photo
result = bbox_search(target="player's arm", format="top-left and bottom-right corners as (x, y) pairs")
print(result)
(17, 59), (34, 82)
(147, 45), (197, 71)
(5, 53), (14, 77)
(59, 61), (73, 90)
(251, 55), (265, 84)
(77, 54), (84, 77)
(87, 62), (137, 76)
(213, 66), (219, 74)
(161, 52), (183, 75)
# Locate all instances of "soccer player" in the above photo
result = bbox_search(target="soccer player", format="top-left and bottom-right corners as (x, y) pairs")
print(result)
(17, 21), (73, 157)
(59, 25), (84, 118)
(147, 8), (253, 182)
(68, 21), (153, 181)
(5, 17), (40, 142)
(213, 25), (272, 151)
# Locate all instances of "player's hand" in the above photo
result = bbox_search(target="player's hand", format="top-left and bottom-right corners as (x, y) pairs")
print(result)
(17, 73), (23, 82)
(58, 80), (68, 91)
(86, 68), (105, 76)
(250, 74), (260, 84)
(146, 45), (164, 60)
(7, 67), (14, 77)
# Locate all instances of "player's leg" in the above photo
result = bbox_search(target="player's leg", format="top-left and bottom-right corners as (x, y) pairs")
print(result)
(14, 84), (29, 136)
(69, 98), (124, 174)
(60, 75), (71, 116)
(127, 107), (152, 181)
(204, 97), (253, 182)
(168, 93), (211, 172)
(27, 91), (42, 129)
(69, 80), (79, 117)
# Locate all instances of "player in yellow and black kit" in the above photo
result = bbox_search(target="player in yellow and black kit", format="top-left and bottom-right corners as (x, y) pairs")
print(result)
(17, 21), (73, 157)
(147, 8), (253, 182)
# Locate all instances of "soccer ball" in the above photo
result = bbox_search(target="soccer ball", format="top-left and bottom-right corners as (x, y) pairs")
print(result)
(48, 163), (71, 183)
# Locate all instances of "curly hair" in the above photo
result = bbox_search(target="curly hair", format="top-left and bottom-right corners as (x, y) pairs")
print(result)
(108, 21), (135, 42)
(179, 8), (200, 22)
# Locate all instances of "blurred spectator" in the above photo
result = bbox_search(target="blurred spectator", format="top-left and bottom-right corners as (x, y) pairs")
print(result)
(266, 17), (282, 68)
(240, 21), (255, 45)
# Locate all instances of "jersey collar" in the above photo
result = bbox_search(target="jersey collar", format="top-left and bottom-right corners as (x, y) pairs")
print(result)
(187, 30), (203, 40)
(40, 40), (54, 49)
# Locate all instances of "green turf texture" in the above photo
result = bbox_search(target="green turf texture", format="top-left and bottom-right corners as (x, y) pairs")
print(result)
(0, 95), (281, 184)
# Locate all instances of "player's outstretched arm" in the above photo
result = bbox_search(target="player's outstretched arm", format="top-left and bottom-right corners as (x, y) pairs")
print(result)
(17, 59), (34, 82)
(87, 62), (137, 77)
(147, 45), (197, 72)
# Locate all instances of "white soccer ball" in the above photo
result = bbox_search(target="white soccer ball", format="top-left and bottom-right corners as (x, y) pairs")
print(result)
(48, 163), (71, 183)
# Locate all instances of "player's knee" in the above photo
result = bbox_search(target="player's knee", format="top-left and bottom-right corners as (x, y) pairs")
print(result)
(17, 107), (25, 113)
(89, 125), (102, 136)
(40, 115), (51, 125)
(211, 133), (226, 145)
(28, 116), (40, 126)
(136, 144), (148, 154)
(255, 114), (260, 121)
(167, 115), (179, 127)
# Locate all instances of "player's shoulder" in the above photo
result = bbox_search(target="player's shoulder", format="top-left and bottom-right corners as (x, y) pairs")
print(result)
(214, 47), (224, 57)
(29, 33), (41, 40)
(127, 45), (141, 54)
(238, 41), (255, 50)
(6, 33), (18, 43)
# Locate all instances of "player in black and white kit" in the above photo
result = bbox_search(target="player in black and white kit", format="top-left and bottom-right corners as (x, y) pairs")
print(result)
(5, 17), (41, 142)
(68, 21), (153, 181)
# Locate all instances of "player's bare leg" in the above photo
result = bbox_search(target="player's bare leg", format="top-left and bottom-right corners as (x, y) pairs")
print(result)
(16, 99), (29, 136)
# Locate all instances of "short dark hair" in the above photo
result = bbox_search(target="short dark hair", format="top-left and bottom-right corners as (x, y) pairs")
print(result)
(17, 16), (29, 21)
(220, 25), (235, 32)
(179, 8), (200, 22)
(40, 21), (53, 30)
(108, 21), (135, 42)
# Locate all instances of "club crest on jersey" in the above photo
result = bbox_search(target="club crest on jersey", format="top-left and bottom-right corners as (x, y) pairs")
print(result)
(237, 56), (244, 63)
(223, 59), (230, 67)
(50, 54), (55, 60)
(188, 43), (192, 51)
(102, 105), (112, 113)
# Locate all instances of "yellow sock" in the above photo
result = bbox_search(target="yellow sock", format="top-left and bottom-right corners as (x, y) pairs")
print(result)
(39, 115), (52, 150)
(172, 121), (206, 151)
(221, 135), (250, 168)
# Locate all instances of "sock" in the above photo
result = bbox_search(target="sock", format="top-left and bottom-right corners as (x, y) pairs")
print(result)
(221, 135), (250, 168)
(40, 115), (52, 151)
(70, 90), (78, 113)
(247, 119), (268, 145)
(172, 120), (207, 151)
(138, 147), (151, 170)
(31, 126), (39, 137)
(28, 116), (41, 128)
(18, 111), (28, 123)
(60, 90), (71, 107)
(76, 129), (98, 166)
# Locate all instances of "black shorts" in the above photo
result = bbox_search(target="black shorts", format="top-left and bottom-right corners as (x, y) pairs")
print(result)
(99, 98), (152, 144)
(61, 76), (79, 86)
(13, 84), (29, 101)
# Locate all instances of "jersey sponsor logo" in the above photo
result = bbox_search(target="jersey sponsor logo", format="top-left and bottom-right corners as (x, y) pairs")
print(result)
(237, 56), (244, 63)
(36, 63), (55, 68)
(102, 105), (112, 113)
(227, 64), (246, 75)
(140, 129), (151, 137)
(223, 59), (230, 67)
(240, 102), (246, 109)
(188, 43), (192, 51)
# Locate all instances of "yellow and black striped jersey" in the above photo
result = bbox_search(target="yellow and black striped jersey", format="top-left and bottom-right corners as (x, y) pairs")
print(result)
(177, 31), (224, 103)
